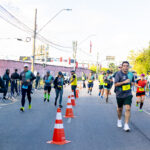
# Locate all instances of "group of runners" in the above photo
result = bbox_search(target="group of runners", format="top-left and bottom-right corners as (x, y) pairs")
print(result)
(0, 61), (150, 133)
(82, 61), (150, 132)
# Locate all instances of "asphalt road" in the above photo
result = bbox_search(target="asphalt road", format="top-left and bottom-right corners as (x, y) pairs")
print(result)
(0, 82), (150, 150)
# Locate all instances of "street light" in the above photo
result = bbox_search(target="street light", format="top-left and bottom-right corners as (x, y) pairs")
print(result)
(37, 8), (72, 34)
(31, 8), (72, 72)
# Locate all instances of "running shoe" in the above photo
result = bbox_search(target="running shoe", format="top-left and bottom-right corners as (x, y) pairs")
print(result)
(139, 109), (143, 112)
(44, 98), (46, 102)
(117, 120), (122, 128)
(54, 101), (57, 106)
(20, 107), (24, 112)
(28, 104), (32, 109)
(106, 98), (108, 103)
(136, 103), (139, 107)
(47, 99), (50, 102)
(59, 105), (63, 108)
(101, 96), (103, 99)
(124, 124), (130, 132)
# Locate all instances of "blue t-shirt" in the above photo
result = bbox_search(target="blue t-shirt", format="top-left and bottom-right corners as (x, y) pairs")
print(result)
(44, 75), (54, 86)
(115, 71), (134, 98)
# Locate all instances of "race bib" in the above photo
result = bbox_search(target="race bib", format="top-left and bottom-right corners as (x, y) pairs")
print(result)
(104, 83), (108, 86)
(122, 84), (131, 91)
(22, 85), (28, 89)
(139, 87), (145, 92)
(89, 80), (92, 83)
(45, 79), (50, 83)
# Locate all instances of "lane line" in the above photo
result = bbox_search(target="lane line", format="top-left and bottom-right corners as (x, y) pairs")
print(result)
(67, 118), (72, 123)
(143, 110), (150, 116)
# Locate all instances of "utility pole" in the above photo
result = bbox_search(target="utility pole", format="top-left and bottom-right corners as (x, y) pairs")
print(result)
(31, 9), (37, 72)
(72, 41), (77, 71)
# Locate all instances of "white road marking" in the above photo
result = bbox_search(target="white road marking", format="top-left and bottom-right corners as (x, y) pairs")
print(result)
(67, 118), (72, 123)
(143, 110), (150, 116)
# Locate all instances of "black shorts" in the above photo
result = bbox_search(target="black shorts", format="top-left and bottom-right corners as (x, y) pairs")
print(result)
(136, 92), (145, 97)
(88, 83), (93, 88)
(117, 95), (133, 108)
(99, 85), (104, 90)
(44, 85), (51, 93)
(71, 85), (77, 91)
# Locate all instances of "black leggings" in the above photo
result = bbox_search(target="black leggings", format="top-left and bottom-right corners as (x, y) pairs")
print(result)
(0, 88), (7, 98)
(21, 86), (32, 107)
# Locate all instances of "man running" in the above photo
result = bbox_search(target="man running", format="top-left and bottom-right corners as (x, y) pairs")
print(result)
(135, 74), (148, 112)
(98, 71), (104, 99)
(0, 76), (7, 99)
(88, 72), (95, 95)
(70, 70), (77, 98)
(43, 71), (54, 102)
(20, 64), (36, 112)
(35, 72), (41, 90)
(104, 70), (113, 103)
(3, 69), (11, 99)
(54, 71), (64, 108)
(11, 69), (20, 97)
(82, 72), (86, 88)
(115, 61), (134, 132)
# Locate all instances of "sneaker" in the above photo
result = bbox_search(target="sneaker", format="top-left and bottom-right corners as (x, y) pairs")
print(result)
(20, 107), (24, 112)
(47, 99), (49, 102)
(101, 96), (103, 99)
(136, 103), (139, 107)
(54, 101), (57, 106)
(28, 104), (32, 109)
(117, 120), (122, 128)
(124, 124), (130, 132)
(44, 98), (46, 102)
(59, 105), (63, 108)
(106, 98), (108, 103)
(139, 109), (143, 112)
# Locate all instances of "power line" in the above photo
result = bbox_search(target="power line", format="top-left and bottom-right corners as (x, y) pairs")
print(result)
(0, 5), (72, 49)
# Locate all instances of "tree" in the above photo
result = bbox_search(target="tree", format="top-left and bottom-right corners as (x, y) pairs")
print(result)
(127, 47), (150, 74)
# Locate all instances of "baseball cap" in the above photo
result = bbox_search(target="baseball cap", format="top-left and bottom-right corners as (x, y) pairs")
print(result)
(58, 71), (62, 75)
(71, 70), (75, 73)
(141, 74), (145, 77)
(24, 64), (29, 68)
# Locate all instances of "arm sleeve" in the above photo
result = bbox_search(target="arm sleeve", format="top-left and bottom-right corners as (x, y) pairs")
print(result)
(31, 72), (36, 81)
(115, 72), (120, 83)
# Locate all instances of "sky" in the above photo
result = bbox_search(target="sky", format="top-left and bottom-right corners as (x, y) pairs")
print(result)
(0, 0), (150, 66)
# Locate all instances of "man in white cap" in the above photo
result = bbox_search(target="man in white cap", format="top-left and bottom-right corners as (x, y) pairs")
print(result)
(19, 64), (36, 112)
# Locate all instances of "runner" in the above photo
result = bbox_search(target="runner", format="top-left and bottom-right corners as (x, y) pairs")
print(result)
(104, 70), (113, 103)
(115, 61), (134, 132)
(11, 69), (20, 97)
(43, 71), (54, 102)
(54, 71), (64, 108)
(87, 72), (95, 95)
(20, 64), (36, 112)
(98, 71), (104, 99)
(70, 70), (77, 98)
(0, 76), (7, 99)
(35, 72), (41, 89)
(82, 72), (86, 88)
(3, 69), (11, 99)
(135, 74), (148, 112)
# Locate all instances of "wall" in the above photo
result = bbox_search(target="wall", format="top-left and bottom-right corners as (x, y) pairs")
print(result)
(0, 59), (90, 77)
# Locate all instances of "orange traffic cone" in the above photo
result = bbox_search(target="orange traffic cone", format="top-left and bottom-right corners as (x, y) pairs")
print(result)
(64, 96), (75, 118)
(76, 88), (79, 98)
(71, 94), (76, 106)
(47, 108), (71, 145)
